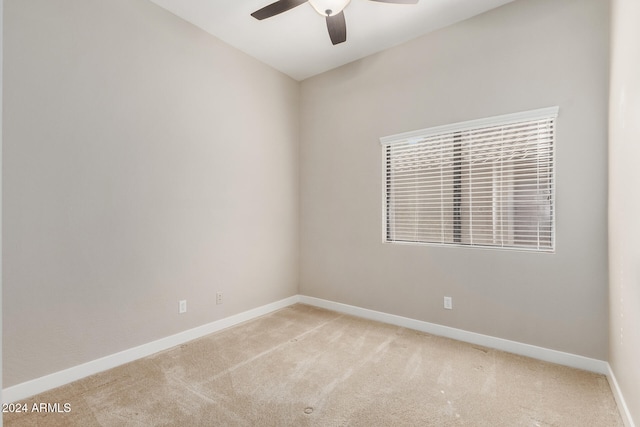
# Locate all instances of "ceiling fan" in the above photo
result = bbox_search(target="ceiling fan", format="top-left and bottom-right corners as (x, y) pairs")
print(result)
(251, 0), (419, 45)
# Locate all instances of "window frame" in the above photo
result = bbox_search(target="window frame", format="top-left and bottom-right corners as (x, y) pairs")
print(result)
(380, 107), (558, 253)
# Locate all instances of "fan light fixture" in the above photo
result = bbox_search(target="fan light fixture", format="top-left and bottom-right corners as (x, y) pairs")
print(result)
(308, 0), (351, 16)
(251, 0), (418, 45)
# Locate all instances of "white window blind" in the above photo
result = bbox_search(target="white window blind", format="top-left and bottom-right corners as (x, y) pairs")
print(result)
(381, 107), (557, 252)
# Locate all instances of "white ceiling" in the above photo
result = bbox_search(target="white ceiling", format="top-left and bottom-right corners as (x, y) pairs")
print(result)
(148, 0), (515, 81)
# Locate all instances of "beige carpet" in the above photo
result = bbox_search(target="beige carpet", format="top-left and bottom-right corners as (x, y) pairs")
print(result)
(4, 304), (623, 426)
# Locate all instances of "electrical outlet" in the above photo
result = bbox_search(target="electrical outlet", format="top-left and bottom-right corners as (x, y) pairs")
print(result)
(179, 300), (187, 314)
(444, 296), (453, 310)
(216, 292), (223, 305)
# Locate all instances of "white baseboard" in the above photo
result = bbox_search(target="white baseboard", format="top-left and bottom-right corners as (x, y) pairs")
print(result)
(2, 295), (301, 404)
(4, 293), (632, 427)
(607, 364), (637, 427)
(299, 296), (609, 374)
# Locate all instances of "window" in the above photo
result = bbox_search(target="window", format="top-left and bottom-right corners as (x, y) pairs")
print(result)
(381, 107), (557, 252)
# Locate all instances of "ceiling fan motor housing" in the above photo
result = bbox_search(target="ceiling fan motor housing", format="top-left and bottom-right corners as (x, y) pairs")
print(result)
(308, 0), (351, 16)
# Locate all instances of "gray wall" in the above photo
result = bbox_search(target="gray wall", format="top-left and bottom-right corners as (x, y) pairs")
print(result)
(3, 0), (299, 387)
(1, 0), (4, 419)
(609, 0), (640, 423)
(300, 0), (610, 359)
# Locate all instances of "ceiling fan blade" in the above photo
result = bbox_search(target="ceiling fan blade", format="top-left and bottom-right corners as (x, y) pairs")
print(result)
(367, 0), (419, 4)
(251, 0), (308, 20)
(326, 11), (347, 45)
